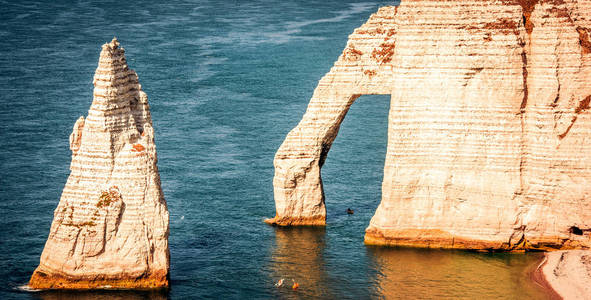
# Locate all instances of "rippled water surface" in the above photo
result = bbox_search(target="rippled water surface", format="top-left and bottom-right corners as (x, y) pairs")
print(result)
(0, 0), (549, 299)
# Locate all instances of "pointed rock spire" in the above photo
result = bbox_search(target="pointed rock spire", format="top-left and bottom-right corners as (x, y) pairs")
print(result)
(29, 39), (169, 289)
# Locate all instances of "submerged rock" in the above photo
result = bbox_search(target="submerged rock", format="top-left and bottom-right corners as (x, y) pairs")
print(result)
(29, 38), (169, 289)
(267, 0), (591, 251)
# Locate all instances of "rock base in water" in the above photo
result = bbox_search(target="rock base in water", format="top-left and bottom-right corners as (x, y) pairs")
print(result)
(264, 215), (326, 226)
(365, 228), (586, 252)
(29, 270), (168, 290)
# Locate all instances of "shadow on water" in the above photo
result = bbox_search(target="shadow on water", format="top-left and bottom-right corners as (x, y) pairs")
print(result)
(268, 226), (336, 299)
(31, 289), (168, 300)
(366, 246), (549, 300)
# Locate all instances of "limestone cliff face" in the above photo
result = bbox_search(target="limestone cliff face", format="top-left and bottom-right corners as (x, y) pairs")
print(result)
(29, 38), (169, 289)
(267, 0), (591, 251)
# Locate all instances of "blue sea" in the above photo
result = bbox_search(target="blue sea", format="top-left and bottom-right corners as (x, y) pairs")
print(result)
(0, 0), (549, 299)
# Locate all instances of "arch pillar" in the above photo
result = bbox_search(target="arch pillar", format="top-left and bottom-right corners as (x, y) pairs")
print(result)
(265, 6), (397, 225)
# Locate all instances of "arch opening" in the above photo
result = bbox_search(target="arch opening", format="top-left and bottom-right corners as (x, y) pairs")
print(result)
(321, 94), (390, 227)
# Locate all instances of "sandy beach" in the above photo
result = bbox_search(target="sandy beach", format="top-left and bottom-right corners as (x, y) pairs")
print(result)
(533, 251), (591, 300)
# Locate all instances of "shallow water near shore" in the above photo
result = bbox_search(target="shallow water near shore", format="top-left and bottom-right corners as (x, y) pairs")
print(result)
(0, 0), (549, 299)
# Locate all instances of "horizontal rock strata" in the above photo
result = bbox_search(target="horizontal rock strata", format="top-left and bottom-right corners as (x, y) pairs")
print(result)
(29, 38), (169, 289)
(266, 6), (397, 226)
(268, 0), (591, 251)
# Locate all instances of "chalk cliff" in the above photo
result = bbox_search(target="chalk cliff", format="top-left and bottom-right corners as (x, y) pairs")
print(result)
(267, 0), (591, 251)
(29, 38), (169, 289)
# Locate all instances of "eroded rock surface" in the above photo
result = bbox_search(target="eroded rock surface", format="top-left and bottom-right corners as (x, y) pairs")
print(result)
(267, 0), (591, 251)
(29, 38), (169, 289)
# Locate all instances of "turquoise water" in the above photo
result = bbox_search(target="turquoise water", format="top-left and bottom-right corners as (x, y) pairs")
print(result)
(0, 0), (549, 299)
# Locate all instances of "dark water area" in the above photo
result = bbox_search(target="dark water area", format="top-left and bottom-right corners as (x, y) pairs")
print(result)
(0, 0), (549, 299)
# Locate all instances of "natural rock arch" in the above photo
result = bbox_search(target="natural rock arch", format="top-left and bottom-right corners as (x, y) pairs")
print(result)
(266, 1), (591, 251)
(265, 6), (397, 226)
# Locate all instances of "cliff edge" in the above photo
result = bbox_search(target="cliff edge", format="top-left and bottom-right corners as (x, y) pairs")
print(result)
(29, 38), (169, 289)
(267, 0), (591, 252)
